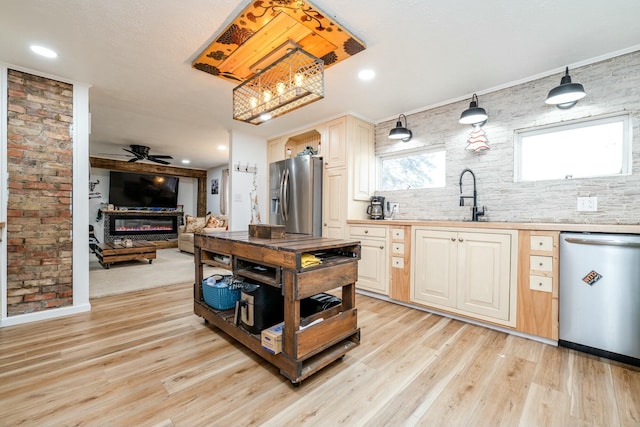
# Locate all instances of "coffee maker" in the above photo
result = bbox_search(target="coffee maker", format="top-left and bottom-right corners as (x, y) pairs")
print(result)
(366, 196), (385, 220)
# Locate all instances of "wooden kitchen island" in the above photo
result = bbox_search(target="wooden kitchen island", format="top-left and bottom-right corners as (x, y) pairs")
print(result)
(193, 231), (361, 384)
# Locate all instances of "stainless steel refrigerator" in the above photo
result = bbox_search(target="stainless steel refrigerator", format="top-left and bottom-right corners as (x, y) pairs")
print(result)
(269, 155), (322, 236)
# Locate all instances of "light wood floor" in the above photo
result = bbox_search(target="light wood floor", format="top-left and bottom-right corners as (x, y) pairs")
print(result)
(1, 283), (639, 427)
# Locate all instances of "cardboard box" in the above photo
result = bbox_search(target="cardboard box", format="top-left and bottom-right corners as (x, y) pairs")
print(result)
(249, 224), (285, 239)
(261, 322), (284, 354)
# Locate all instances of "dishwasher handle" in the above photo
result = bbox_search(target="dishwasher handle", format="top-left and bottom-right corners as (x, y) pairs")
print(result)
(564, 237), (640, 249)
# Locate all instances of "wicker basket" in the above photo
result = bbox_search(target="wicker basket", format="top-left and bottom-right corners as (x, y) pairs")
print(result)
(202, 275), (241, 310)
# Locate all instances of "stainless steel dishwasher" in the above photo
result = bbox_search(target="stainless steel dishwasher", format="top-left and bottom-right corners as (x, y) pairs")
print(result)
(559, 232), (640, 366)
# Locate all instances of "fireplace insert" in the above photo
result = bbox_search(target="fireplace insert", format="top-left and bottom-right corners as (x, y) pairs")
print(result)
(108, 215), (178, 236)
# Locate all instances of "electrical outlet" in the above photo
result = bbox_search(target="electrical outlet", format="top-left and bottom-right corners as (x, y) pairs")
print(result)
(389, 202), (399, 213)
(577, 197), (598, 212)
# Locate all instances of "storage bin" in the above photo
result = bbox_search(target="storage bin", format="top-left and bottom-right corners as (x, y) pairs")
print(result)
(202, 275), (241, 310)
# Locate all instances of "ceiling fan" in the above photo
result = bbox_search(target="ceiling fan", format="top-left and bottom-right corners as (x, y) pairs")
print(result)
(122, 144), (173, 165)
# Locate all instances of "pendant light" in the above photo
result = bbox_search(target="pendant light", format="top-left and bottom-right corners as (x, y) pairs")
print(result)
(388, 114), (412, 142)
(545, 66), (586, 109)
(459, 94), (488, 126)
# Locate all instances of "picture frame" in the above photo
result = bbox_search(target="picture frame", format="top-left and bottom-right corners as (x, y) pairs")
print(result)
(211, 178), (219, 195)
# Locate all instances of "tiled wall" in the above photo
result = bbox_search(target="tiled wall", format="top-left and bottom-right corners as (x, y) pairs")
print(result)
(6, 69), (74, 316)
(375, 50), (640, 224)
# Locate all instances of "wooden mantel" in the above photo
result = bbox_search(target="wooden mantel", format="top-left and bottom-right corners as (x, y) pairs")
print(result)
(90, 157), (209, 216)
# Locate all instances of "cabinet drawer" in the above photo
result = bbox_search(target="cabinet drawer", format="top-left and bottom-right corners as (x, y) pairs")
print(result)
(392, 229), (404, 240)
(530, 235), (553, 252)
(350, 226), (386, 238)
(530, 255), (553, 272)
(529, 275), (552, 293)
(392, 243), (405, 255)
(392, 257), (404, 268)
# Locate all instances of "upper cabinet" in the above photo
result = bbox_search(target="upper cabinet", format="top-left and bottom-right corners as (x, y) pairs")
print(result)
(323, 117), (347, 169)
(267, 137), (286, 165)
(348, 116), (375, 201)
(267, 129), (323, 165)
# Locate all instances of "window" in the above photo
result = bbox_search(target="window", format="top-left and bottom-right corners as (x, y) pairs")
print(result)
(379, 149), (446, 191)
(515, 114), (631, 182)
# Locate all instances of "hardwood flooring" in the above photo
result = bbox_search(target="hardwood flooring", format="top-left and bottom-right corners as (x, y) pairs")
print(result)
(1, 283), (638, 426)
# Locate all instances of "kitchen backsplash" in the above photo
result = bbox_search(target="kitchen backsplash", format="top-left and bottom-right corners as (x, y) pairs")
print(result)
(375, 50), (640, 225)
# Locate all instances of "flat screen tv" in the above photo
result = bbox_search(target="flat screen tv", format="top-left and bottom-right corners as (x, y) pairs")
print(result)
(108, 171), (179, 209)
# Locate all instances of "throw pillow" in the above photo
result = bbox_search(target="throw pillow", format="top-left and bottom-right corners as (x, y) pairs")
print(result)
(184, 215), (207, 233)
(205, 216), (220, 228)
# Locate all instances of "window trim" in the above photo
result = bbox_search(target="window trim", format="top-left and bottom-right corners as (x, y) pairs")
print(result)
(514, 113), (632, 182)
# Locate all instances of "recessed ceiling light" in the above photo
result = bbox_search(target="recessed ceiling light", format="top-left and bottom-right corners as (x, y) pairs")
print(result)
(30, 45), (58, 58)
(181, 159), (191, 164)
(358, 69), (375, 81)
(217, 145), (226, 150)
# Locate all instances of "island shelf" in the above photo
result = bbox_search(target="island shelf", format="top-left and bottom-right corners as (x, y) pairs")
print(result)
(193, 231), (361, 384)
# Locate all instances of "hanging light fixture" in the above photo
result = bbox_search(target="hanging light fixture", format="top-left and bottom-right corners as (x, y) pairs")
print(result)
(459, 94), (488, 126)
(545, 66), (586, 109)
(388, 114), (412, 142)
(233, 48), (324, 125)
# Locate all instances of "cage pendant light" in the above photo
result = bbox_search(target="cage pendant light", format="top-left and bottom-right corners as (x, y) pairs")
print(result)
(233, 48), (324, 125)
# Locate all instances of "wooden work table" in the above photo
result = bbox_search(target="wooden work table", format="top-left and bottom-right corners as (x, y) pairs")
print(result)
(193, 231), (361, 384)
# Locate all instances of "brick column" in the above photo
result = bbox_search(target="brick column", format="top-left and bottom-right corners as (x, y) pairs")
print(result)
(6, 69), (74, 316)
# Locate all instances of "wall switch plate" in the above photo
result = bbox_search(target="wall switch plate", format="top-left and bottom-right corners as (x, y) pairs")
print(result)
(577, 196), (597, 212)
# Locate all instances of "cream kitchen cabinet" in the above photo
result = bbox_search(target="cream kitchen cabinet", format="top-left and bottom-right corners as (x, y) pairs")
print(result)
(323, 117), (347, 169)
(349, 225), (389, 295)
(321, 115), (374, 238)
(266, 137), (286, 165)
(323, 168), (347, 239)
(411, 227), (518, 327)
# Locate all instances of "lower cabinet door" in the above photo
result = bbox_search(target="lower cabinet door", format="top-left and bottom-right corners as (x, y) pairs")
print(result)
(412, 229), (457, 308)
(355, 238), (389, 295)
(456, 232), (512, 321)
(412, 227), (516, 325)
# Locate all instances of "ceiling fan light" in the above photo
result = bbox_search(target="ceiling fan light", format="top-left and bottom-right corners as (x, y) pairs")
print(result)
(545, 67), (586, 108)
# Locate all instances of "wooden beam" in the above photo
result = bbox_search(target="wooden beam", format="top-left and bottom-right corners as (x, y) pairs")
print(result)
(90, 156), (209, 216)
(90, 157), (207, 178)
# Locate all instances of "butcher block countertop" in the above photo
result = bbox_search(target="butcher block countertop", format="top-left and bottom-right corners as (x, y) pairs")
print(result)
(347, 219), (640, 234)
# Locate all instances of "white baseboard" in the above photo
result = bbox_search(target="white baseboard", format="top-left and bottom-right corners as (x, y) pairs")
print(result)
(1, 303), (91, 327)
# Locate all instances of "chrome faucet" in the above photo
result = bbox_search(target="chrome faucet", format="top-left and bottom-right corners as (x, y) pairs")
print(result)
(459, 168), (485, 221)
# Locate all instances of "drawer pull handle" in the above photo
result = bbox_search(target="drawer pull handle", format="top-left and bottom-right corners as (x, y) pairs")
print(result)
(451, 237), (456, 241)
(458, 238), (464, 242)
(364, 230), (368, 234)
(539, 262), (543, 266)
(539, 242), (543, 246)
(379, 246), (384, 250)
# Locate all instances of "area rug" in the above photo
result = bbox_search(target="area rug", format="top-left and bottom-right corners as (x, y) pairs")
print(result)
(90, 248), (228, 298)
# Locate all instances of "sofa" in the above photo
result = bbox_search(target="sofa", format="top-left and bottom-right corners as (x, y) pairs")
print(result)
(178, 214), (227, 254)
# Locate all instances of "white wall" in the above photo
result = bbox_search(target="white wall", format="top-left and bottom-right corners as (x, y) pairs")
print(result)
(375, 49), (640, 224)
(229, 131), (267, 231)
(207, 165), (227, 216)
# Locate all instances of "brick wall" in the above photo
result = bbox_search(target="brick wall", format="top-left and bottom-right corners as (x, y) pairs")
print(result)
(6, 69), (74, 316)
(375, 50), (640, 224)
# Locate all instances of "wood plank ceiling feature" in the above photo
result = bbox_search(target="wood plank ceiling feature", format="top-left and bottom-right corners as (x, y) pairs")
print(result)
(192, 0), (366, 83)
